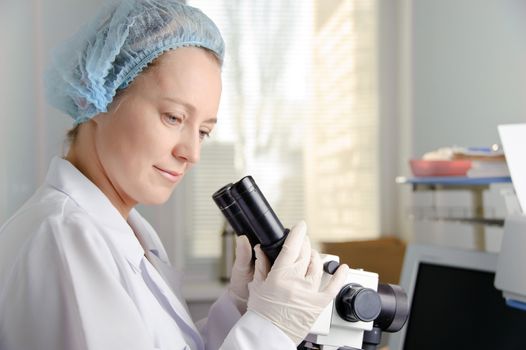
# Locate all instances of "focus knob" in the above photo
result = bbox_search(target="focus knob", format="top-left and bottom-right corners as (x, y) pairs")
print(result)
(336, 284), (382, 322)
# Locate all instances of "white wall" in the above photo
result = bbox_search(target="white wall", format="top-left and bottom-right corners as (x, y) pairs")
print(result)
(378, 0), (402, 237)
(1, 0), (38, 223)
(411, 0), (526, 156)
(0, 0), (104, 224)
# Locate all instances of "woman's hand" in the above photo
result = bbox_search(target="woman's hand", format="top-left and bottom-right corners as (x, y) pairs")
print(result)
(247, 221), (349, 345)
(228, 235), (254, 314)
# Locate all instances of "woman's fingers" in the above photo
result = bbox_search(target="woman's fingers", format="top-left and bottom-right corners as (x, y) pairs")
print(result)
(233, 235), (253, 274)
(253, 244), (271, 282)
(273, 221), (307, 268)
(322, 263), (350, 297)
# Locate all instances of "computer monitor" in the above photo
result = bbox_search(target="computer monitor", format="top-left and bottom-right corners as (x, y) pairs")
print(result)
(388, 244), (526, 350)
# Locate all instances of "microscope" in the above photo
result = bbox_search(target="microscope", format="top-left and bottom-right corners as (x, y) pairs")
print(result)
(212, 176), (410, 350)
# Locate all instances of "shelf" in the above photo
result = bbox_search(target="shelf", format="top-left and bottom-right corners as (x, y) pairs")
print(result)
(412, 216), (505, 227)
(397, 175), (512, 250)
(396, 176), (512, 186)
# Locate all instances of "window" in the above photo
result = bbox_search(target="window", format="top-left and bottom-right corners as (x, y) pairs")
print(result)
(170, 0), (380, 279)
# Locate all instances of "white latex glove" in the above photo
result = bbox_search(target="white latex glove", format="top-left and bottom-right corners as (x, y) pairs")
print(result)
(228, 235), (254, 314)
(247, 221), (349, 345)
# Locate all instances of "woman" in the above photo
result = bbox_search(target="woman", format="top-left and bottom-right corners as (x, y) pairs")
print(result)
(0, 1), (349, 349)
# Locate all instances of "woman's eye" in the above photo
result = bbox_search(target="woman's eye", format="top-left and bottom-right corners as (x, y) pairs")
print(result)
(199, 130), (211, 141)
(163, 114), (183, 126)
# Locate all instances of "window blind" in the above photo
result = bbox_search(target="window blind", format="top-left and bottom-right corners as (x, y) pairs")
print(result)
(182, 0), (379, 276)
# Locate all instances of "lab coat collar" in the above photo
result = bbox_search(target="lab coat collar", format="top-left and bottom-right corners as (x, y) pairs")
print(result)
(45, 157), (144, 268)
(127, 212), (186, 299)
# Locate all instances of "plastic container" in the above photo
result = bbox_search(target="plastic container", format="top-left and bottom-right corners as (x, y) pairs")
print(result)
(409, 159), (472, 177)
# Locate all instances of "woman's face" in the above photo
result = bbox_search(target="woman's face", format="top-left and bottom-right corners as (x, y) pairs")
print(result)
(92, 47), (222, 205)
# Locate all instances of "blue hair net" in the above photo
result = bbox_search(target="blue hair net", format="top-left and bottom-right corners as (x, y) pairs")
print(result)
(45, 0), (224, 124)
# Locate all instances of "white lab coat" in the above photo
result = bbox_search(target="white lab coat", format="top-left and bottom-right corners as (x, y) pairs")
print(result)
(0, 157), (295, 350)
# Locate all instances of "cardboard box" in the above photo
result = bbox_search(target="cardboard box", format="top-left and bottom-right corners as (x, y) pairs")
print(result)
(321, 236), (406, 284)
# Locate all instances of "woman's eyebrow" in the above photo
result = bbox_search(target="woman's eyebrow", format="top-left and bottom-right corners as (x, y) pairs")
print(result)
(203, 118), (217, 124)
(162, 96), (196, 113)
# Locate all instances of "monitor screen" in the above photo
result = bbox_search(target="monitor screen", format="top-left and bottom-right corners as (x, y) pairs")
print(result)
(389, 244), (526, 350)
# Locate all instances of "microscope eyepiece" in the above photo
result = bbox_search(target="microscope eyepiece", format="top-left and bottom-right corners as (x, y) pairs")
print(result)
(212, 183), (259, 248)
(212, 176), (289, 263)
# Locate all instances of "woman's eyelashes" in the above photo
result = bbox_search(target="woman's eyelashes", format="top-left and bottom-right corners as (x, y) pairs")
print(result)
(162, 113), (184, 126)
(199, 129), (211, 141)
(162, 112), (213, 141)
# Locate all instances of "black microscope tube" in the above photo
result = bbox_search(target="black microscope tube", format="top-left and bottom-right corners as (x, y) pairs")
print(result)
(212, 183), (260, 248)
(230, 176), (285, 245)
(230, 176), (289, 263)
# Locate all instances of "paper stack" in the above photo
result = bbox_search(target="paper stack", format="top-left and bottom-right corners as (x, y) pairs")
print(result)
(467, 160), (510, 178)
(451, 146), (509, 178)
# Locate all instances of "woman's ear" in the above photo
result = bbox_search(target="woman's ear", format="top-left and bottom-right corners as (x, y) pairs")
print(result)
(104, 88), (129, 116)
(90, 114), (103, 126)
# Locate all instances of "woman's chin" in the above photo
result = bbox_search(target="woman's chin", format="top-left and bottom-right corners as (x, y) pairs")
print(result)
(139, 189), (174, 206)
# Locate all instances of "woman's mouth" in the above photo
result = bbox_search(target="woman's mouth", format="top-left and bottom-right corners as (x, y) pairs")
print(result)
(153, 166), (183, 183)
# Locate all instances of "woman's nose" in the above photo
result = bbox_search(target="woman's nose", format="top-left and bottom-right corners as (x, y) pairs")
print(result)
(172, 127), (201, 164)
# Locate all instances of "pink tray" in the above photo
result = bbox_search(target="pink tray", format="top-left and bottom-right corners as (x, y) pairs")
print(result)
(410, 159), (472, 177)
